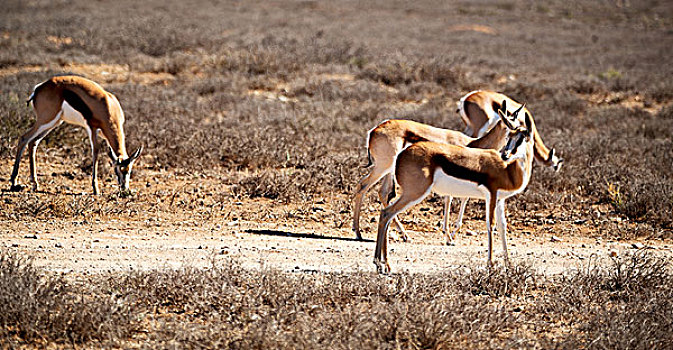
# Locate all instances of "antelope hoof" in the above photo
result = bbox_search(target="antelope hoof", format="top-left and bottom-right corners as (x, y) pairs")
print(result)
(9, 184), (26, 192)
(446, 240), (456, 247)
(374, 259), (391, 274)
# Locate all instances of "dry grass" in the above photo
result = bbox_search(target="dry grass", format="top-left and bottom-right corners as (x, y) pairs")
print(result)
(2, 250), (671, 348)
(0, 254), (137, 346)
(0, 1), (672, 346)
(1, 0), (671, 234)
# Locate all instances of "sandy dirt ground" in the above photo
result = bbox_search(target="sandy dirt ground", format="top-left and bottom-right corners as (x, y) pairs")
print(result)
(1, 160), (671, 278)
(2, 208), (671, 278)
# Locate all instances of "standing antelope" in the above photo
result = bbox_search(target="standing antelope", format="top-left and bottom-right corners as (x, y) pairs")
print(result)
(353, 99), (559, 243)
(352, 101), (514, 242)
(9, 75), (142, 195)
(374, 109), (534, 273)
(458, 90), (562, 170)
(443, 92), (563, 240)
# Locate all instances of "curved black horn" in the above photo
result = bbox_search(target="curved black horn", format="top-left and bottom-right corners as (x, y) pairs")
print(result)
(500, 110), (516, 129)
(119, 146), (143, 167)
(130, 145), (143, 160)
(108, 144), (118, 162)
(513, 103), (525, 117)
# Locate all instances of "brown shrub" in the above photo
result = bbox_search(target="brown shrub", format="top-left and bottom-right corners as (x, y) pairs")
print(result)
(0, 253), (137, 346)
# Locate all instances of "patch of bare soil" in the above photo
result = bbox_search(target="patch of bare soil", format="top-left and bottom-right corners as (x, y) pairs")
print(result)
(579, 91), (670, 114)
(0, 63), (174, 86)
(1, 162), (670, 278)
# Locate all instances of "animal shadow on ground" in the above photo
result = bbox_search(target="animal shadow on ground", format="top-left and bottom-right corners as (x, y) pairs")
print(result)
(245, 229), (374, 243)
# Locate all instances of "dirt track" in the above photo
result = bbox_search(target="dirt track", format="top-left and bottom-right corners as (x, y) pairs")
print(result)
(1, 151), (671, 278)
(3, 210), (671, 277)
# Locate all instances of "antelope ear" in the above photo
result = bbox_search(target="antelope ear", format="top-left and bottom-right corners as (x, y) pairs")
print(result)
(497, 108), (507, 120)
(500, 99), (507, 115)
(500, 110), (516, 130)
(130, 145), (143, 160)
(548, 148), (555, 162)
(524, 111), (533, 132)
(108, 145), (118, 163)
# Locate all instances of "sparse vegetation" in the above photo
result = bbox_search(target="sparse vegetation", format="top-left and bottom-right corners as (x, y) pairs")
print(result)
(2, 251), (671, 348)
(1, 0), (671, 233)
(0, 253), (137, 345)
(0, 0), (672, 347)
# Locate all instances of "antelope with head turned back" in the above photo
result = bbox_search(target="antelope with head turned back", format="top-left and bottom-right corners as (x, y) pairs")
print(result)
(9, 75), (142, 195)
(442, 91), (564, 240)
(353, 100), (545, 244)
(373, 108), (535, 273)
(458, 90), (562, 170)
(352, 102), (513, 243)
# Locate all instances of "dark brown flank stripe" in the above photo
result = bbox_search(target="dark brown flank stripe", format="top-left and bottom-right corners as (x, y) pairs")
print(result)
(431, 154), (489, 186)
(402, 130), (429, 145)
(63, 89), (94, 122)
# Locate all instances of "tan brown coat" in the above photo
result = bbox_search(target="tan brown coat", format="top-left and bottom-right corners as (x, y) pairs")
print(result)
(459, 90), (562, 170)
(9, 75), (141, 194)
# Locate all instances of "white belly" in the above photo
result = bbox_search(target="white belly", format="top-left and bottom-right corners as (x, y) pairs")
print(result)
(60, 101), (89, 129)
(432, 169), (488, 199)
(59, 100), (95, 152)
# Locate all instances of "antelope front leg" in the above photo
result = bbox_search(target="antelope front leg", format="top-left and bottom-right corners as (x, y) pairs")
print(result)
(89, 129), (100, 195)
(486, 194), (497, 267)
(28, 138), (41, 192)
(447, 198), (469, 244)
(495, 199), (510, 266)
(442, 196), (455, 245)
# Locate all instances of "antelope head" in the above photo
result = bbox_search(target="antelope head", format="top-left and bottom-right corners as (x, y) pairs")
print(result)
(499, 104), (532, 161)
(108, 145), (143, 192)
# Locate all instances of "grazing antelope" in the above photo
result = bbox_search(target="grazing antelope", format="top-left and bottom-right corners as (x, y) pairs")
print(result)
(374, 109), (534, 273)
(458, 90), (562, 170)
(9, 75), (142, 195)
(352, 101), (514, 242)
